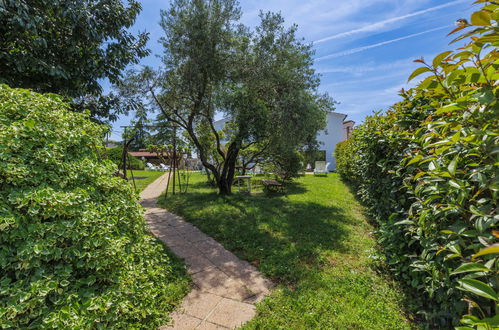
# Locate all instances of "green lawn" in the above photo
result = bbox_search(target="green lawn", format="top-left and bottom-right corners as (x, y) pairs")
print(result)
(158, 173), (413, 329)
(127, 170), (164, 192)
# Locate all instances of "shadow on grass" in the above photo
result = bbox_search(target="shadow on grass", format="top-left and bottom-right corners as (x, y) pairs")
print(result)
(281, 180), (308, 195)
(336, 176), (424, 325)
(158, 181), (354, 285)
(185, 176), (309, 196)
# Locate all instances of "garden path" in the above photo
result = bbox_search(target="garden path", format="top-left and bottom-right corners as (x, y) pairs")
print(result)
(140, 173), (273, 329)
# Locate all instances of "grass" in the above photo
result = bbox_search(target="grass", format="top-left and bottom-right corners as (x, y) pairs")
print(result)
(126, 170), (164, 192)
(158, 173), (413, 329)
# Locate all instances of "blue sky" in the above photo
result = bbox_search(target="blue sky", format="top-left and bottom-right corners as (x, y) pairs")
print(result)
(109, 0), (475, 140)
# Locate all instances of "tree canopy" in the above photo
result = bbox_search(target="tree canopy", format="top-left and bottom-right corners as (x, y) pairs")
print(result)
(119, 0), (334, 194)
(0, 0), (149, 121)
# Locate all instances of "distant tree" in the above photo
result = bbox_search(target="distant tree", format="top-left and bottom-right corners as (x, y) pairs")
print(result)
(127, 107), (151, 151)
(147, 112), (180, 147)
(0, 0), (149, 122)
(119, 0), (333, 195)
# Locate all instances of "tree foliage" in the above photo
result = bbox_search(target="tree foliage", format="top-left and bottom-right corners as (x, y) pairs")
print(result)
(102, 146), (145, 170)
(0, 0), (149, 121)
(335, 2), (498, 327)
(0, 85), (188, 328)
(118, 0), (332, 194)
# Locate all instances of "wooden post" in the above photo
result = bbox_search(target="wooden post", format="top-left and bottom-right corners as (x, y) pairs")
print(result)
(127, 152), (137, 191)
(177, 150), (182, 193)
(172, 125), (176, 195)
(122, 127), (128, 180)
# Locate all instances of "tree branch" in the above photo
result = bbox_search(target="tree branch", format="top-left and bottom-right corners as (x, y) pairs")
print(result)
(148, 86), (187, 129)
(243, 141), (270, 167)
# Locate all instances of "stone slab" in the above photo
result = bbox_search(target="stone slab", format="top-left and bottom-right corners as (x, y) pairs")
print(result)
(162, 313), (202, 330)
(180, 290), (223, 319)
(184, 255), (216, 274)
(139, 173), (273, 329)
(206, 298), (256, 329)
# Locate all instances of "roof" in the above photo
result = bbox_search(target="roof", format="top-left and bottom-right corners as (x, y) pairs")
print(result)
(128, 151), (161, 158)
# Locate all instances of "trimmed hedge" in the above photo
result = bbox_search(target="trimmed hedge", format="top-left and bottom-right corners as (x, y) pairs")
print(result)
(103, 146), (145, 170)
(0, 85), (188, 328)
(336, 3), (498, 328)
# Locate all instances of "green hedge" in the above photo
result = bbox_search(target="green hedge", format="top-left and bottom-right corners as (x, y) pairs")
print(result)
(102, 146), (145, 170)
(0, 85), (188, 328)
(335, 3), (498, 328)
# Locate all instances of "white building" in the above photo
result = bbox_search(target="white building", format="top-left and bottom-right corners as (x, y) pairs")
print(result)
(315, 112), (350, 171)
(214, 111), (353, 171)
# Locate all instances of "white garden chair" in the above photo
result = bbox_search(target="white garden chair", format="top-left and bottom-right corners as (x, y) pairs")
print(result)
(314, 161), (329, 176)
(146, 163), (158, 171)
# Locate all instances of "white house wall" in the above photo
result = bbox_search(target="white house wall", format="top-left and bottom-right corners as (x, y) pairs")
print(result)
(316, 112), (347, 171)
(213, 112), (348, 171)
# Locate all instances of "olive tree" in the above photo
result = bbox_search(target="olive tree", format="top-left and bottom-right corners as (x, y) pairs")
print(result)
(120, 0), (333, 194)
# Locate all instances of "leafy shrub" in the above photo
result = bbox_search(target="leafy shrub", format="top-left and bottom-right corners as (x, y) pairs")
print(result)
(334, 140), (354, 179)
(102, 146), (145, 170)
(335, 3), (498, 327)
(0, 85), (188, 328)
(264, 149), (305, 181)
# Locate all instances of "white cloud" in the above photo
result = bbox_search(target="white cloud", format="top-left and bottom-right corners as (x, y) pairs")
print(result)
(239, 0), (411, 40)
(315, 57), (413, 74)
(322, 71), (407, 88)
(315, 25), (451, 61)
(313, 0), (467, 44)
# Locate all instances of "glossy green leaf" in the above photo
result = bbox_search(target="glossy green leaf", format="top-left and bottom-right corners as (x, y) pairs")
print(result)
(451, 263), (490, 275)
(471, 10), (491, 26)
(408, 67), (432, 82)
(436, 103), (462, 115)
(448, 155), (459, 176)
(473, 244), (499, 260)
(458, 279), (498, 301)
(432, 51), (453, 67)
(407, 154), (423, 166)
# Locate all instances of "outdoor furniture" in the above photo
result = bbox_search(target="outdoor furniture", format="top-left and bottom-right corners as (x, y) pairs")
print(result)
(236, 175), (252, 193)
(159, 163), (170, 171)
(314, 161), (329, 176)
(252, 165), (263, 175)
(146, 162), (159, 171)
(261, 179), (284, 193)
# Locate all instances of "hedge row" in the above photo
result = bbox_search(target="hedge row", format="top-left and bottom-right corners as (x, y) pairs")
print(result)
(102, 146), (145, 170)
(0, 85), (188, 328)
(336, 3), (498, 328)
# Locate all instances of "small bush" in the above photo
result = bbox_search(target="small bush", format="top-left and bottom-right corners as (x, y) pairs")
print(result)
(265, 150), (304, 181)
(334, 140), (355, 180)
(103, 146), (145, 170)
(0, 85), (188, 328)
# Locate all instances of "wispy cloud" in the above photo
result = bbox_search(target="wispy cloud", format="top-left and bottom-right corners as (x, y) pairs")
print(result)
(315, 25), (451, 61)
(326, 83), (408, 115)
(313, 0), (467, 44)
(315, 57), (412, 74)
(322, 71), (407, 88)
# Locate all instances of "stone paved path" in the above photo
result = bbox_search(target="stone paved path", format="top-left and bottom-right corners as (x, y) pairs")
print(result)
(140, 173), (273, 329)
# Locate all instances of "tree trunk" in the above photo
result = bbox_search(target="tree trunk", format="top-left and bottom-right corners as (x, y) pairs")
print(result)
(214, 144), (239, 195)
(184, 123), (241, 195)
(218, 176), (232, 195)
